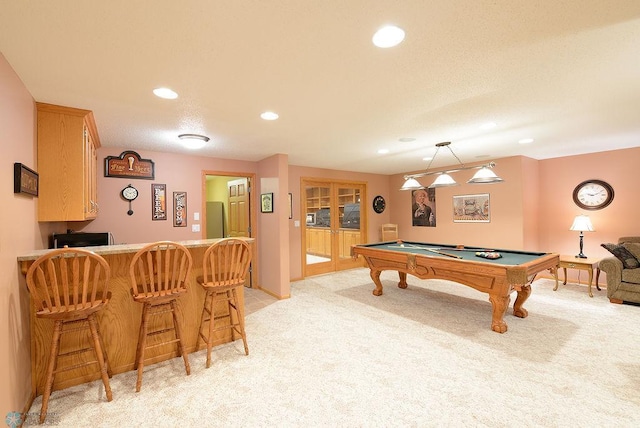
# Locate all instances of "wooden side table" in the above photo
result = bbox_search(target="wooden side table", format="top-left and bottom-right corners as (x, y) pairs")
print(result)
(556, 255), (601, 297)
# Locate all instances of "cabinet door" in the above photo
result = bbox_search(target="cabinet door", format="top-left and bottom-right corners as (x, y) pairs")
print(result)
(36, 103), (101, 222)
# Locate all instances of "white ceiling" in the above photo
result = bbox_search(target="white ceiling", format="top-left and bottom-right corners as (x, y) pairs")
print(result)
(1, 1), (640, 175)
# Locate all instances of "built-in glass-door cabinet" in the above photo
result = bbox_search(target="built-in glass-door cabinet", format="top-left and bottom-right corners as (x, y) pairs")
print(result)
(302, 179), (366, 277)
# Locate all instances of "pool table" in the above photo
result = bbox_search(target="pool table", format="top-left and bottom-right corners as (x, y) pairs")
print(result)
(351, 241), (559, 333)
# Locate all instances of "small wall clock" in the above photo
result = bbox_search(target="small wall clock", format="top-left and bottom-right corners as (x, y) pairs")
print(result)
(121, 184), (139, 215)
(372, 195), (386, 214)
(572, 179), (614, 210)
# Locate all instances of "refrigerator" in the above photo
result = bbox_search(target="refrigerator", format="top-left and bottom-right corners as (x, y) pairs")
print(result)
(206, 201), (225, 238)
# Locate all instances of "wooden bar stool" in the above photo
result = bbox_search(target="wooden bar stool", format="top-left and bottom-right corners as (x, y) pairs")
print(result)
(198, 238), (252, 368)
(129, 241), (193, 392)
(25, 248), (113, 424)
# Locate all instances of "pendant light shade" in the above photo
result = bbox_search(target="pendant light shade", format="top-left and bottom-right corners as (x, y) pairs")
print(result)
(400, 177), (424, 191)
(428, 173), (457, 188)
(467, 166), (504, 184)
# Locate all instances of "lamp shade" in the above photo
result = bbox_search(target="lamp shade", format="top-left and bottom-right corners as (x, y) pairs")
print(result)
(400, 178), (424, 191)
(468, 167), (504, 184)
(569, 215), (594, 232)
(428, 173), (457, 188)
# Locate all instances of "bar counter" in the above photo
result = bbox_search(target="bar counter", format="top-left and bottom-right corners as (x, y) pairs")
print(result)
(18, 238), (255, 396)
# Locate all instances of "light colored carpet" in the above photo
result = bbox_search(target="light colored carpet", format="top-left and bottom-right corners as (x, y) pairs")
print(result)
(26, 268), (640, 427)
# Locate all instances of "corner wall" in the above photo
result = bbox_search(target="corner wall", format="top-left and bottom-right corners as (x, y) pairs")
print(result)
(0, 53), (63, 418)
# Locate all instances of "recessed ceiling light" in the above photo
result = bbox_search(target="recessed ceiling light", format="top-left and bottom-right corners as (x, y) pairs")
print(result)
(519, 138), (534, 144)
(422, 156), (433, 161)
(260, 111), (279, 120)
(480, 122), (497, 130)
(372, 25), (405, 48)
(377, 149), (389, 154)
(398, 137), (416, 142)
(153, 87), (178, 99)
(178, 134), (209, 149)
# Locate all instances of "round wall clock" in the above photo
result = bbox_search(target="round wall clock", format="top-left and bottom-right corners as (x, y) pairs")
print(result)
(572, 179), (614, 210)
(121, 184), (139, 215)
(372, 195), (386, 214)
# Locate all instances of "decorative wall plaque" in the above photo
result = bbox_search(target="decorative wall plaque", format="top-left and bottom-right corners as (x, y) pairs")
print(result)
(105, 150), (155, 179)
(14, 163), (38, 196)
(151, 183), (167, 220)
(173, 191), (187, 227)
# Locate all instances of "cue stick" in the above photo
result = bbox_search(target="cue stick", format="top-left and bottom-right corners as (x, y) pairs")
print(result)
(423, 248), (462, 259)
(388, 244), (462, 259)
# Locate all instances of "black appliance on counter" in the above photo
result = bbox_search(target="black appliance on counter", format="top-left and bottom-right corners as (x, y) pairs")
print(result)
(49, 232), (111, 249)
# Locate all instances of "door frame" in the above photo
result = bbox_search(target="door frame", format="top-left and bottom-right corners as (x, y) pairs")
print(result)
(301, 177), (367, 277)
(201, 170), (258, 288)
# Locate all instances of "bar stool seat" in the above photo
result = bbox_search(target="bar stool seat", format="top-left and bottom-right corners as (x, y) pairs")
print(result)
(197, 238), (252, 368)
(129, 241), (193, 392)
(26, 248), (113, 424)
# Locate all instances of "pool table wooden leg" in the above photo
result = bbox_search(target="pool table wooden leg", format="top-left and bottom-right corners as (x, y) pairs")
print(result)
(370, 269), (384, 296)
(512, 285), (531, 319)
(488, 294), (510, 333)
(397, 272), (408, 289)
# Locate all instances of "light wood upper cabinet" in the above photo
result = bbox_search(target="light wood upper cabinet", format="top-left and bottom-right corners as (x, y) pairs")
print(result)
(36, 103), (101, 221)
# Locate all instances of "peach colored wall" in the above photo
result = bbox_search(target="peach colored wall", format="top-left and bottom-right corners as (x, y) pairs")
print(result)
(79, 148), (258, 245)
(521, 156), (540, 249)
(389, 156), (531, 250)
(1, 54), (64, 417)
(539, 147), (640, 283)
(258, 154), (290, 297)
(287, 165), (392, 280)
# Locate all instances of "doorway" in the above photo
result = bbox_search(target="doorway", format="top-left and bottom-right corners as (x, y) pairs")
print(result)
(202, 172), (255, 286)
(302, 178), (366, 277)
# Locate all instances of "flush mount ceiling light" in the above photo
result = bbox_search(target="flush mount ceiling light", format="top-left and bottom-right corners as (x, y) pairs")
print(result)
(178, 134), (209, 149)
(400, 141), (504, 190)
(372, 25), (405, 48)
(153, 87), (178, 99)
(260, 111), (279, 120)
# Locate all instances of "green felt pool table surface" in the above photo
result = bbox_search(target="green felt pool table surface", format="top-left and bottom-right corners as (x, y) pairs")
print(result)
(363, 241), (549, 265)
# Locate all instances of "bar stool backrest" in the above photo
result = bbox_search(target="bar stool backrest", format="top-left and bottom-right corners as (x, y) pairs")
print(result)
(202, 238), (252, 288)
(129, 241), (193, 298)
(26, 248), (111, 316)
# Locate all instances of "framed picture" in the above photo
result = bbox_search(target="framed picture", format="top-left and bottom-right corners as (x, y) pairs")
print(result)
(13, 163), (39, 196)
(151, 183), (167, 220)
(453, 193), (490, 223)
(261, 193), (274, 213)
(173, 191), (187, 227)
(288, 193), (293, 219)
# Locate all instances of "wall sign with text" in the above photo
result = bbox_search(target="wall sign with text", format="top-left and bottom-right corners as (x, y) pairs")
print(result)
(151, 183), (167, 220)
(173, 192), (187, 227)
(105, 150), (155, 179)
(13, 163), (38, 196)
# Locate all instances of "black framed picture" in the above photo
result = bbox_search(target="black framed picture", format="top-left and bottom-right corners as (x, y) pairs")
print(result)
(261, 193), (274, 213)
(14, 163), (38, 196)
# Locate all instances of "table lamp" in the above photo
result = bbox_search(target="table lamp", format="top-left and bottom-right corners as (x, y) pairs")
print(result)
(569, 215), (594, 258)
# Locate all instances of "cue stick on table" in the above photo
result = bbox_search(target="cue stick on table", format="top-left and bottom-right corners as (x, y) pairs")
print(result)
(389, 244), (462, 259)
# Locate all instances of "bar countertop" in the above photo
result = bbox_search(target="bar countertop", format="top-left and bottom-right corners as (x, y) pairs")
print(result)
(17, 237), (255, 262)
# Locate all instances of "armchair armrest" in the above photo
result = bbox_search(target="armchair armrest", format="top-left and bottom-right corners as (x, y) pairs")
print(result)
(599, 257), (623, 295)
